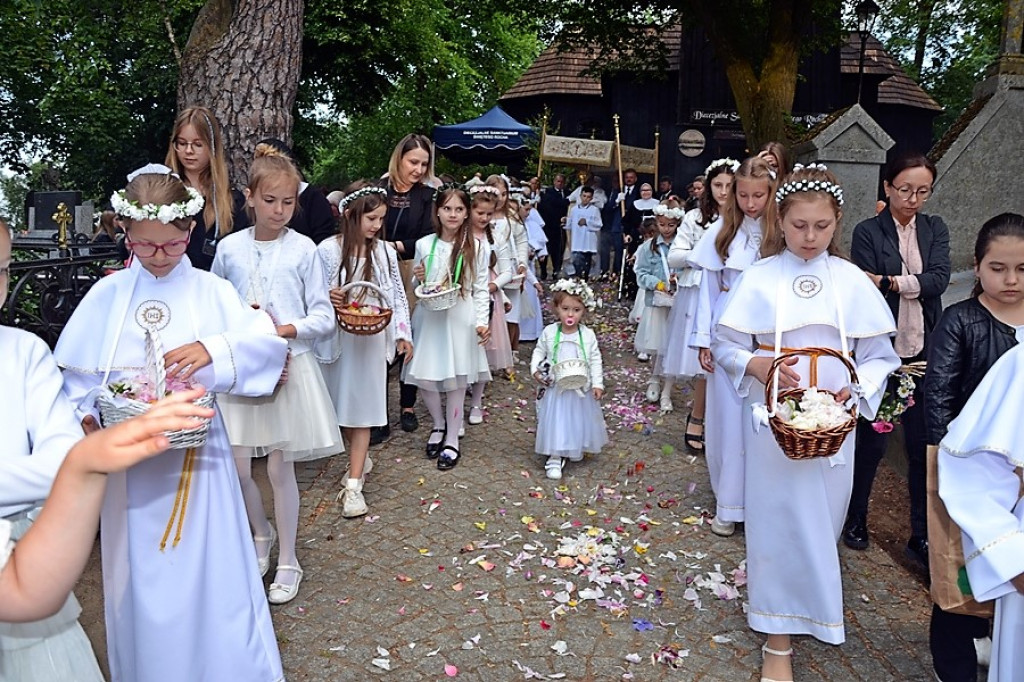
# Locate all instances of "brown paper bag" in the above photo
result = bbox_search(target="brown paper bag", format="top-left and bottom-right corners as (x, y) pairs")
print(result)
(926, 444), (995, 618)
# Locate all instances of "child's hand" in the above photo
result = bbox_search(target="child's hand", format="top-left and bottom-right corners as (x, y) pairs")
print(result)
(533, 371), (552, 386)
(747, 356), (799, 388)
(397, 339), (414, 361)
(328, 288), (347, 310)
(70, 388), (215, 474)
(698, 348), (715, 374)
(578, 219), (586, 226)
(275, 324), (296, 339)
(504, 300), (513, 313)
(593, 387), (604, 400)
(476, 326), (490, 345)
(277, 351), (291, 386)
(534, 282), (544, 295)
(164, 342), (212, 381)
(81, 415), (100, 435)
(412, 263), (426, 280)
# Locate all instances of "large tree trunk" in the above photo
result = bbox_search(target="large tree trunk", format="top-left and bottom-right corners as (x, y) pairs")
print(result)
(178, 0), (303, 185)
(692, 0), (803, 150)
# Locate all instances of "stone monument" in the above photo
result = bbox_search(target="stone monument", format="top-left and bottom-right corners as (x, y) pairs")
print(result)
(790, 103), (894, 250)
(926, 0), (1024, 269)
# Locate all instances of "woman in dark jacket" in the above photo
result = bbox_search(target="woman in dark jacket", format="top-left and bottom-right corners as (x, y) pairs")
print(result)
(373, 134), (436, 443)
(845, 151), (951, 569)
(924, 213), (1024, 682)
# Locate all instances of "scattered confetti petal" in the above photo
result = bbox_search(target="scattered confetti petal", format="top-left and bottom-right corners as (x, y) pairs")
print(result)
(444, 663), (458, 677)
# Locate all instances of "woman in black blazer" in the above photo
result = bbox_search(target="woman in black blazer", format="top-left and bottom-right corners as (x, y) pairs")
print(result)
(844, 152), (950, 570)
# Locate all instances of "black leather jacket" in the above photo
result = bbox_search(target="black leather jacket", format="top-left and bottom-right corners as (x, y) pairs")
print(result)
(924, 296), (1019, 444)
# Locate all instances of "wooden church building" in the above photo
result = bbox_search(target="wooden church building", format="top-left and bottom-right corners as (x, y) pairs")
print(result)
(500, 26), (941, 186)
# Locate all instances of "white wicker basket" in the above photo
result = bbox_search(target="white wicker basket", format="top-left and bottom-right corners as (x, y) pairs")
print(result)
(552, 358), (590, 390)
(97, 330), (214, 448)
(415, 282), (462, 311)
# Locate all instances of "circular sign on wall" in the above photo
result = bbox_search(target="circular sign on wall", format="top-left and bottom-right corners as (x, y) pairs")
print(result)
(677, 129), (706, 158)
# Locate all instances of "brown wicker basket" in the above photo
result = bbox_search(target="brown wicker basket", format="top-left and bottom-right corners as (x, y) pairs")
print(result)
(334, 281), (392, 336)
(764, 346), (859, 461)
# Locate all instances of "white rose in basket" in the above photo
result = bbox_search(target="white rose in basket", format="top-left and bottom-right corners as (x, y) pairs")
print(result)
(777, 388), (852, 431)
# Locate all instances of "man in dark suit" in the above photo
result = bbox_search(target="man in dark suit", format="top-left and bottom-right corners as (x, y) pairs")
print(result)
(618, 168), (641, 297)
(657, 175), (674, 201)
(538, 173), (570, 279)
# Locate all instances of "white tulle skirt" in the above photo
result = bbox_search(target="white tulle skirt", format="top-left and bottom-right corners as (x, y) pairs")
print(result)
(534, 386), (608, 459)
(519, 280), (544, 342)
(634, 300), (670, 354)
(218, 350), (343, 461)
(656, 284), (703, 379)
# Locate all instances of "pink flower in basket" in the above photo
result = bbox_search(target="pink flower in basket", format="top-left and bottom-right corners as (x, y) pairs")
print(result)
(109, 373), (200, 403)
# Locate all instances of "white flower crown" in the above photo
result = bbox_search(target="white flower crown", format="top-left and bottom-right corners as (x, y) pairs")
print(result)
(704, 157), (740, 177)
(652, 204), (686, 220)
(110, 186), (204, 224)
(340, 186), (387, 209)
(775, 163), (844, 206)
(551, 278), (602, 311)
(468, 185), (501, 197)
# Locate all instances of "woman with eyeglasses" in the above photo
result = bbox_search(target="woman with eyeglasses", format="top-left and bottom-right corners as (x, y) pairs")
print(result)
(845, 151), (951, 570)
(165, 106), (249, 270)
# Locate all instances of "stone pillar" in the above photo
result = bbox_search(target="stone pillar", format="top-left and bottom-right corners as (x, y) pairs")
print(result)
(790, 104), (894, 252)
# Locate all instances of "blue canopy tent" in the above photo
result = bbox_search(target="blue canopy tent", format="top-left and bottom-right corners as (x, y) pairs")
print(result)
(432, 106), (535, 170)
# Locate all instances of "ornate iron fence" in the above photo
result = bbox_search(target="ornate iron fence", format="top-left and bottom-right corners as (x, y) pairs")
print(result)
(3, 242), (123, 347)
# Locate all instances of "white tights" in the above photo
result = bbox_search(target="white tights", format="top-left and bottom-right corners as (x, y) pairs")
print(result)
(420, 387), (466, 448)
(233, 447), (301, 587)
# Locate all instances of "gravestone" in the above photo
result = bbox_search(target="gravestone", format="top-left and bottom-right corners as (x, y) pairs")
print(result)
(24, 191), (93, 246)
(790, 104), (894, 251)
(926, 1), (1024, 269)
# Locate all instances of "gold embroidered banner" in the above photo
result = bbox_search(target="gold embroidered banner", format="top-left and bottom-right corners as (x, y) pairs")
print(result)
(541, 135), (615, 167)
(617, 144), (657, 173)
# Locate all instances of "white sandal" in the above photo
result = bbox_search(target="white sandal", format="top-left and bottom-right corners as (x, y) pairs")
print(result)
(253, 524), (276, 577)
(760, 643), (794, 682)
(268, 565), (304, 605)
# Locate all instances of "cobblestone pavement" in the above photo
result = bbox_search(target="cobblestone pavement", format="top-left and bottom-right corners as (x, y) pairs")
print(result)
(77, 279), (941, 681)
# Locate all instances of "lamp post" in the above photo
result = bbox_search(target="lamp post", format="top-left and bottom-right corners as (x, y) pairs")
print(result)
(856, 0), (880, 104)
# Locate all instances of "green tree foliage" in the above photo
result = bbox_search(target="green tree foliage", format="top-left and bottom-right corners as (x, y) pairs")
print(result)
(873, 0), (1003, 134)
(534, 0), (844, 149)
(0, 0), (197, 200)
(299, 0), (542, 186)
(0, 0), (542, 202)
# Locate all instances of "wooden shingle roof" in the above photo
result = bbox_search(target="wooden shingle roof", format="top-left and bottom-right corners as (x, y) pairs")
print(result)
(503, 29), (941, 112)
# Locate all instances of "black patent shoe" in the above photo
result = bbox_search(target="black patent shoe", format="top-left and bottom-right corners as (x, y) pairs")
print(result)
(369, 425), (391, 446)
(842, 514), (869, 550)
(905, 536), (929, 572)
(437, 445), (460, 471)
(425, 429), (445, 459)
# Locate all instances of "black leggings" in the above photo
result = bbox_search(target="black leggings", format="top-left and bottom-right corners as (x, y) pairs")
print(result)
(930, 604), (989, 682)
(386, 353), (417, 414)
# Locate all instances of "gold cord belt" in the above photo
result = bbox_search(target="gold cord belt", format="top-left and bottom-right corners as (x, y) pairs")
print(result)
(159, 447), (197, 551)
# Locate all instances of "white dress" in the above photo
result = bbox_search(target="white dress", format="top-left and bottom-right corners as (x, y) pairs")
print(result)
(315, 239), (411, 428)
(212, 227), (341, 460)
(712, 250), (898, 644)
(531, 323), (608, 459)
(939, 343), (1024, 681)
(402, 235), (491, 391)
(518, 258), (544, 342)
(633, 235), (680, 355)
(493, 216), (529, 324)
(658, 209), (714, 379)
(0, 326), (104, 682)
(54, 257), (288, 682)
(688, 215), (764, 523)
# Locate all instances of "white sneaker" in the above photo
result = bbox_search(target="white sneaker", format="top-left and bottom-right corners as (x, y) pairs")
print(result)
(340, 480), (368, 518)
(637, 352), (650, 362)
(545, 456), (564, 480)
(975, 637), (992, 668)
(710, 517), (735, 537)
(342, 455), (373, 483)
(645, 381), (661, 403)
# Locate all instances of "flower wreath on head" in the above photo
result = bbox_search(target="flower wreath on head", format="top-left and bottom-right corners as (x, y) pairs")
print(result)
(551, 278), (602, 311)
(468, 185), (501, 197)
(774, 163), (844, 206)
(110, 187), (204, 224)
(432, 182), (463, 201)
(704, 157), (740, 177)
(339, 186), (387, 210)
(651, 204), (686, 221)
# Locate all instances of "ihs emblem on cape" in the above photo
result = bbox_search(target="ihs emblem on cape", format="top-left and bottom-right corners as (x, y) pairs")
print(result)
(135, 300), (171, 331)
(793, 274), (823, 299)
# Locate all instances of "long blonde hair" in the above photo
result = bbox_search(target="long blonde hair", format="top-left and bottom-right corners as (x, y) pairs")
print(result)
(165, 106), (234, 238)
(715, 156), (778, 262)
